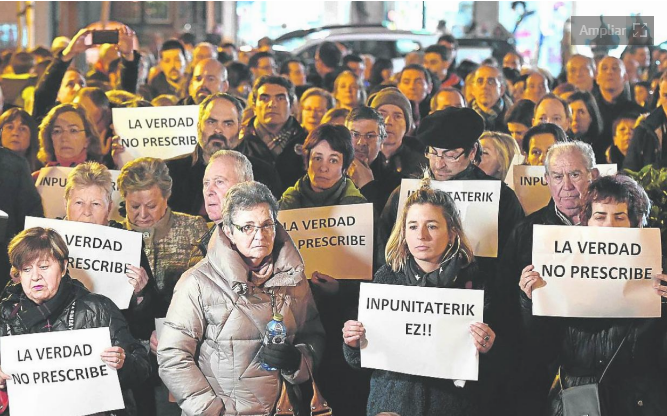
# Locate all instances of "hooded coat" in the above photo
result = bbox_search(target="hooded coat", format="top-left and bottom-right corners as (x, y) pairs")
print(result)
(157, 224), (324, 416)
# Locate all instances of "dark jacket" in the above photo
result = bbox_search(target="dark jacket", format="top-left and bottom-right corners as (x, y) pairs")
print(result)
(593, 89), (645, 164)
(144, 71), (183, 101)
(370, 143), (428, 210)
(0, 148), (43, 289)
(623, 106), (667, 171)
(0, 275), (151, 415)
(471, 98), (510, 133)
(498, 199), (573, 416)
(520, 291), (667, 416)
(166, 145), (283, 217)
(237, 116), (308, 195)
(343, 263), (493, 416)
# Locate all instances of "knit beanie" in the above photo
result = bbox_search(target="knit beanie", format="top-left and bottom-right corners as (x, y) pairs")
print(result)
(367, 87), (413, 129)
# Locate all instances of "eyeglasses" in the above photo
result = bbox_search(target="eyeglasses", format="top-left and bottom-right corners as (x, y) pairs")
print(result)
(425, 148), (467, 162)
(52, 128), (85, 137)
(350, 131), (382, 142)
(231, 222), (276, 236)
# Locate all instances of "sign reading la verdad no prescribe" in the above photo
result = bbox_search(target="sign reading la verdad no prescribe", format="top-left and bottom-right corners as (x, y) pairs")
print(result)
(532, 225), (661, 318)
(112, 105), (199, 167)
(1, 327), (124, 416)
(24, 216), (140, 310)
(277, 203), (374, 280)
(358, 283), (483, 381)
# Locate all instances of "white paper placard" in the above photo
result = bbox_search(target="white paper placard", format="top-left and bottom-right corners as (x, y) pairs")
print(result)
(1, 327), (124, 416)
(358, 282), (483, 380)
(596, 163), (618, 177)
(277, 203), (374, 280)
(112, 105), (200, 167)
(512, 165), (551, 215)
(35, 166), (124, 222)
(532, 225), (662, 318)
(24, 216), (140, 309)
(397, 179), (501, 257)
(155, 318), (166, 341)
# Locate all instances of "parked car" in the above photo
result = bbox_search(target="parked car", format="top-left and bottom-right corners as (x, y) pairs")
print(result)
(274, 24), (439, 73)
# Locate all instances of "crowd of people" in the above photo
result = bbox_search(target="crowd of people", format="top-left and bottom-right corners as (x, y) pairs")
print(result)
(0, 20), (667, 416)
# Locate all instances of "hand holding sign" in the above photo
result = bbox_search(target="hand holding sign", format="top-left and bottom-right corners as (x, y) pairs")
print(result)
(100, 346), (126, 370)
(469, 322), (495, 353)
(126, 265), (149, 294)
(653, 273), (667, 298)
(0, 366), (10, 389)
(519, 264), (547, 299)
(342, 320), (366, 349)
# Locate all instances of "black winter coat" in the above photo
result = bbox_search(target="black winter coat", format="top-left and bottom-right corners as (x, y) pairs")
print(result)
(623, 106), (667, 172)
(0, 275), (151, 415)
(521, 295), (667, 416)
(343, 264), (494, 416)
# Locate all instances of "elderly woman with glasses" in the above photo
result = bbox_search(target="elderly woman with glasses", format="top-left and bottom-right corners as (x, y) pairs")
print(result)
(0, 227), (150, 414)
(34, 103), (103, 177)
(519, 174), (667, 416)
(158, 181), (324, 415)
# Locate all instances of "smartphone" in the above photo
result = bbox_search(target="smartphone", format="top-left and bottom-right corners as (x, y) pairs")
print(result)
(91, 30), (119, 45)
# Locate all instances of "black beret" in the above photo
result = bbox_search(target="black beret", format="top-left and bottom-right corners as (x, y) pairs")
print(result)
(417, 107), (485, 150)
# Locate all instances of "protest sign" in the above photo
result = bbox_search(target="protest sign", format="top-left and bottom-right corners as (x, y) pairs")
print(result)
(25, 217), (140, 309)
(596, 163), (618, 177)
(398, 179), (501, 257)
(112, 105), (199, 167)
(35, 166), (124, 222)
(277, 203), (374, 280)
(532, 225), (662, 318)
(512, 165), (551, 215)
(358, 282), (483, 380)
(1, 327), (124, 416)
(155, 318), (166, 341)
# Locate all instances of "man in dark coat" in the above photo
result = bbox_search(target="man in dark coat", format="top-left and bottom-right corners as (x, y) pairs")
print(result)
(236, 75), (307, 195)
(470, 65), (512, 133)
(624, 70), (667, 171)
(498, 141), (598, 415)
(592, 56), (644, 162)
(166, 93), (281, 219)
(0, 148), (44, 289)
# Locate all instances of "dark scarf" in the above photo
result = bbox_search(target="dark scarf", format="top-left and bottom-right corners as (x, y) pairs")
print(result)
(11, 274), (76, 333)
(297, 175), (349, 208)
(404, 237), (466, 287)
(472, 97), (505, 126)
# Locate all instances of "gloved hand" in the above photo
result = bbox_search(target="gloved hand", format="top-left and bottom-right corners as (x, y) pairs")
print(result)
(260, 343), (301, 373)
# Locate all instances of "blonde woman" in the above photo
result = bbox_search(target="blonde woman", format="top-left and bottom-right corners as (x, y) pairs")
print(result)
(478, 131), (521, 180)
(343, 176), (497, 416)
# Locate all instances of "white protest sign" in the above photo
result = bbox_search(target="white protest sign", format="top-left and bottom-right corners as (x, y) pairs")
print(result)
(596, 163), (618, 177)
(398, 179), (501, 257)
(35, 166), (124, 222)
(24, 217), (140, 309)
(512, 165), (551, 215)
(277, 203), (374, 280)
(1, 327), (124, 416)
(358, 283), (483, 380)
(532, 225), (662, 318)
(112, 105), (199, 167)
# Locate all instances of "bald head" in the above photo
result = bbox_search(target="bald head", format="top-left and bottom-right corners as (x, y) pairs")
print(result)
(189, 58), (229, 104)
(192, 42), (218, 68)
(596, 56), (626, 102)
(566, 55), (595, 92)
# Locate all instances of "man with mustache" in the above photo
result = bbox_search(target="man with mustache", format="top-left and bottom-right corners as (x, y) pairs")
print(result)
(166, 93), (281, 218)
(180, 58), (229, 105)
(146, 39), (187, 100)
